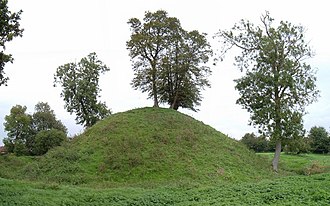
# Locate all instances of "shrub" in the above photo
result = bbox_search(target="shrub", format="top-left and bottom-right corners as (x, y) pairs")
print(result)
(13, 139), (28, 156)
(32, 129), (67, 155)
(309, 126), (330, 154)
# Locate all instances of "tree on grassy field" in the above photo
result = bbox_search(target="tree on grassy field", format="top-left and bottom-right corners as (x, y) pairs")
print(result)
(0, 0), (24, 86)
(240, 133), (269, 152)
(127, 10), (212, 111)
(308, 126), (330, 154)
(54, 52), (111, 127)
(3, 103), (68, 155)
(127, 10), (174, 107)
(216, 12), (319, 172)
(3, 105), (33, 155)
(32, 102), (67, 134)
(283, 135), (311, 154)
(32, 129), (66, 155)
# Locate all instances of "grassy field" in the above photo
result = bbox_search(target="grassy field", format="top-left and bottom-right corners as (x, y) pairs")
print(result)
(258, 153), (330, 175)
(1, 107), (329, 205)
(1, 172), (329, 205)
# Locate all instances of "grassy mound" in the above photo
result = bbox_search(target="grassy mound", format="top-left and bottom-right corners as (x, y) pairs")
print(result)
(4, 107), (273, 187)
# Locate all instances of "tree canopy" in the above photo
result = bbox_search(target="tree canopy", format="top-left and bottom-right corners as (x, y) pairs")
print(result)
(32, 102), (67, 134)
(54, 52), (111, 127)
(127, 10), (212, 111)
(0, 0), (24, 86)
(3, 105), (32, 154)
(3, 103), (67, 155)
(216, 12), (319, 171)
(309, 126), (330, 154)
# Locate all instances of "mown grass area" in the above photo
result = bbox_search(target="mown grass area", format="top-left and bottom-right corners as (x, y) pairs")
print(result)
(1, 173), (329, 206)
(258, 153), (330, 175)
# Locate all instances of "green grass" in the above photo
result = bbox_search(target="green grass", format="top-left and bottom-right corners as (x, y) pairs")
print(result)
(0, 154), (37, 180)
(1, 107), (330, 205)
(258, 153), (330, 175)
(1, 107), (274, 188)
(1, 173), (329, 205)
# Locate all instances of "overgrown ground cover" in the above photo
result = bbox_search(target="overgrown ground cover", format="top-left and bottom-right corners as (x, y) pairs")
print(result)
(1, 173), (329, 205)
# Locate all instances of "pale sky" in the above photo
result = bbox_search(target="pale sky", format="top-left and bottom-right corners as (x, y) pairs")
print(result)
(1, 0), (329, 144)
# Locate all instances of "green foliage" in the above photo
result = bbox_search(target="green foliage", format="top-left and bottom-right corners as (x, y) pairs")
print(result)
(158, 30), (212, 111)
(309, 126), (330, 154)
(13, 139), (28, 156)
(1, 130), (330, 205)
(0, 173), (329, 205)
(3, 103), (67, 156)
(32, 129), (67, 155)
(127, 10), (212, 111)
(2, 138), (13, 152)
(32, 102), (67, 134)
(8, 107), (273, 187)
(217, 12), (319, 171)
(0, 0), (24, 86)
(54, 52), (111, 127)
(3, 105), (33, 154)
(283, 136), (311, 154)
(240, 133), (271, 152)
(0, 154), (36, 180)
(258, 153), (330, 175)
(127, 10), (178, 107)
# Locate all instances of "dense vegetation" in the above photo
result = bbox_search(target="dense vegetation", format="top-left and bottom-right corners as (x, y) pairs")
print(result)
(0, 154), (329, 205)
(240, 128), (330, 154)
(3, 102), (67, 156)
(1, 4), (329, 205)
(1, 108), (329, 205)
(1, 108), (273, 187)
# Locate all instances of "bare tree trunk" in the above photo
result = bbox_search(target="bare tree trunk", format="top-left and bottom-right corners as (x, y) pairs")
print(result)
(272, 140), (281, 172)
(170, 92), (179, 110)
(153, 92), (159, 107)
(152, 71), (159, 107)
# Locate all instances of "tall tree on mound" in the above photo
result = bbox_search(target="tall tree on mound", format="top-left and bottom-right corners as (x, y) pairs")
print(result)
(0, 0), (24, 86)
(54, 52), (111, 127)
(159, 30), (212, 111)
(127, 10), (212, 111)
(216, 12), (319, 172)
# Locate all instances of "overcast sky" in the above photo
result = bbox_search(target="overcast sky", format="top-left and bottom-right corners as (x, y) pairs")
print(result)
(1, 0), (329, 144)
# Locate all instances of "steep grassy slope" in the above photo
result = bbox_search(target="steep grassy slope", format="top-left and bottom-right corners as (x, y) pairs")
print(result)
(3, 107), (273, 187)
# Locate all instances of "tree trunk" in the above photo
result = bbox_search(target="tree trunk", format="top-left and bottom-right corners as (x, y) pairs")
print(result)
(153, 93), (159, 107)
(272, 140), (282, 172)
(152, 75), (159, 108)
(170, 91), (179, 110)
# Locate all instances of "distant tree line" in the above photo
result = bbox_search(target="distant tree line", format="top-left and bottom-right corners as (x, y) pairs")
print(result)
(3, 102), (67, 156)
(241, 126), (330, 154)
